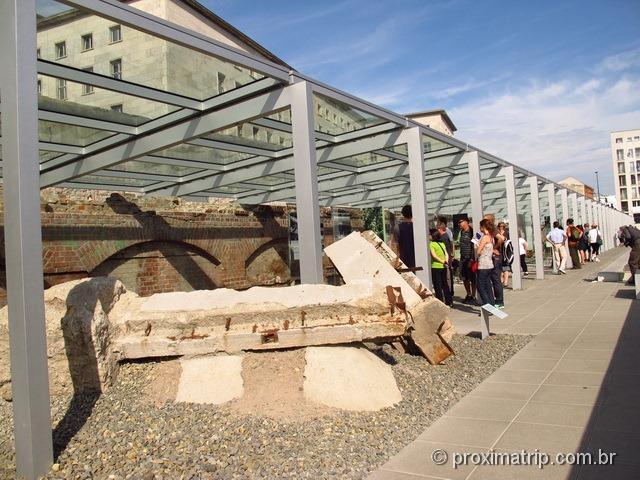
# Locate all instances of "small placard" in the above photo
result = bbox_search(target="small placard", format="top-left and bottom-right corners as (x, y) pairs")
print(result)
(481, 304), (509, 319)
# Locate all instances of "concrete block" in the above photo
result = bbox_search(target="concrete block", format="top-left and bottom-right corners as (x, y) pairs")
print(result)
(303, 345), (401, 411)
(176, 355), (244, 404)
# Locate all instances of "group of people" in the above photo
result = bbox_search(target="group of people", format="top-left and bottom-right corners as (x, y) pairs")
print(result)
(392, 206), (520, 310)
(391, 205), (640, 307)
(545, 219), (602, 274)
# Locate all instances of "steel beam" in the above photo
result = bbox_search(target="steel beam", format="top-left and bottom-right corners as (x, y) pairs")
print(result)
(504, 167), (522, 289)
(406, 127), (431, 287)
(466, 151), (483, 232)
(528, 177), (544, 280)
(0, 1), (53, 478)
(290, 81), (323, 284)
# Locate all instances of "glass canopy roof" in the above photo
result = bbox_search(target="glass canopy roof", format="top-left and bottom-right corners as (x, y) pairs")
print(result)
(0, 0), (584, 212)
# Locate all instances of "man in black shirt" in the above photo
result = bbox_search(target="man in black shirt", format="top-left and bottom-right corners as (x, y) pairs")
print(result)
(457, 217), (477, 304)
(392, 205), (415, 268)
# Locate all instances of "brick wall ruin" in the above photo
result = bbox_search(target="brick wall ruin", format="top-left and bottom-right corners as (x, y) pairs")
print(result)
(0, 188), (364, 306)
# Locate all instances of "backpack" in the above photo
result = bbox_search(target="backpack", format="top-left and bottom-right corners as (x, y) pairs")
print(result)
(502, 238), (514, 265)
(572, 227), (582, 240)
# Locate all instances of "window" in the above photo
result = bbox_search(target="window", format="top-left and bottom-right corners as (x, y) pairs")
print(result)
(81, 33), (93, 51)
(618, 162), (625, 174)
(37, 48), (41, 58)
(619, 175), (627, 186)
(615, 137), (623, 143)
(621, 201), (629, 211)
(617, 149), (624, 160)
(633, 201), (640, 207)
(110, 104), (123, 113)
(56, 78), (67, 100)
(55, 41), (66, 59)
(635, 136), (640, 141)
(252, 126), (260, 139)
(620, 188), (628, 200)
(234, 81), (241, 90)
(632, 175), (637, 185)
(628, 149), (634, 158)
(109, 25), (122, 43)
(627, 137), (633, 142)
(82, 67), (94, 95)
(633, 187), (639, 199)
(635, 148), (640, 158)
(630, 162), (636, 173)
(110, 59), (122, 79)
(216, 72), (226, 94)
(37, 79), (42, 94)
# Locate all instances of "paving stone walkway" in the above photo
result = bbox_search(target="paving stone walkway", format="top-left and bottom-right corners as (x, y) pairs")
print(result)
(369, 247), (640, 480)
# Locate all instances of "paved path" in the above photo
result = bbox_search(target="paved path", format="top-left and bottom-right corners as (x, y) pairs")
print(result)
(369, 247), (640, 480)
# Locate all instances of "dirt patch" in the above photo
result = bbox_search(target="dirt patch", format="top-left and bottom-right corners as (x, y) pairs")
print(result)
(226, 348), (337, 422)
(142, 358), (181, 405)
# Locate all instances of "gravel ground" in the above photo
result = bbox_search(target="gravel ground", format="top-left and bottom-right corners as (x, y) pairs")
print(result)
(0, 334), (531, 480)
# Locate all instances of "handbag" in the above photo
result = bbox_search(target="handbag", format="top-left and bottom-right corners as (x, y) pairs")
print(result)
(596, 234), (603, 246)
(470, 260), (479, 273)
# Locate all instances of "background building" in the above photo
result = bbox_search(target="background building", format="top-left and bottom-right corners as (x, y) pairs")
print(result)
(405, 109), (457, 136)
(558, 176), (595, 199)
(611, 129), (640, 222)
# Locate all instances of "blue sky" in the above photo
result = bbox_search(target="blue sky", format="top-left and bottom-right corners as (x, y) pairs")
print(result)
(205, 0), (640, 195)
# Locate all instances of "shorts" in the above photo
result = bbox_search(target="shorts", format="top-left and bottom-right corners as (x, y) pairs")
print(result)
(459, 258), (476, 282)
(501, 265), (512, 272)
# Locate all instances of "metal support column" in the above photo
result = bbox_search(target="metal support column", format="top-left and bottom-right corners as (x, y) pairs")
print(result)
(466, 151), (484, 232)
(528, 177), (544, 280)
(504, 167), (522, 290)
(406, 127), (432, 288)
(290, 80), (323, 284)
(0, 0), (54, 478)
(546, 184), (558, 273)
(586, 199), (592, 226)
(569, 193), (579, 223)
(560, 189), (573, 268)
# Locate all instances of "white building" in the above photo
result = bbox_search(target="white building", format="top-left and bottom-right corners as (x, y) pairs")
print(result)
(611, 129), (640, 222)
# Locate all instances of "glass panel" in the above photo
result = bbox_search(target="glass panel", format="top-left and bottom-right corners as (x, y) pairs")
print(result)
(208, 118), (293, 152)
(332, 152), (400, 168)
(38, 75), (181, 125)
(313, 93), (387, 135)
(153, 144), (252, 166)
(69, 173), (156, 187)
(423, 134), (452, 153)
(39, 150), (63, 162)
(205, 185), (252, 195)
(39, 119), (114, 146)
(37, 0), (268, 102)
(105, 160), (204, 177)
(241, 175), (291, 187)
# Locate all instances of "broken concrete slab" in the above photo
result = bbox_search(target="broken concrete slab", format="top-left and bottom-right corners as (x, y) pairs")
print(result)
(326, 231), (455, 364)
(324, 232), (423, 308)
(114, 282), (408, 359)
(0, 277), (125, 397)
(303, 345), (401, 411)
(175, 355), (244, 405)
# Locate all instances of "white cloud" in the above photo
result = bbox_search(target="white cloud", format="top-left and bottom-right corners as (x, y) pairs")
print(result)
(596, 47), (640, 73)
(450, 74), (640, 195)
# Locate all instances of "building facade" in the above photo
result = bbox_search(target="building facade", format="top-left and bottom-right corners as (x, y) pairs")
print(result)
(611, 129), (640, 222)
(558, 176), (595, 199)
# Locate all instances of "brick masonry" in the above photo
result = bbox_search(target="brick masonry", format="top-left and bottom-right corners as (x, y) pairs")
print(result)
(0, 188), (363, 306)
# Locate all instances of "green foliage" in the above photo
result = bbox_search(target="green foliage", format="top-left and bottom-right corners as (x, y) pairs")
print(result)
(363, 207), (384, 239)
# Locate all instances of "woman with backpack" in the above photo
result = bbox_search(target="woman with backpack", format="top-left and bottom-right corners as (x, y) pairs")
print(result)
(497, 222), (514, 287)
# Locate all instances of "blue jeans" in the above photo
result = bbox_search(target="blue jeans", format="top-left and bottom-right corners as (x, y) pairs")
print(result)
(491, 254), (504, 304)
(477, 269), (496, 306)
